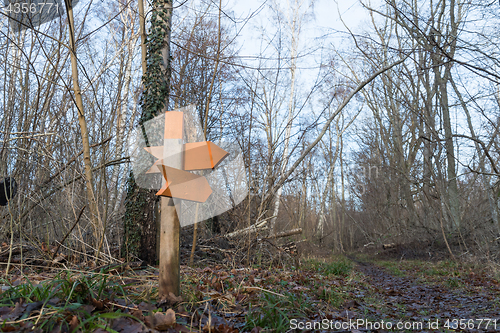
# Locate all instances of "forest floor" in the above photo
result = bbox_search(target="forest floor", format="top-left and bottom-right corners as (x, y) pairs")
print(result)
(0, 245), (498, 332)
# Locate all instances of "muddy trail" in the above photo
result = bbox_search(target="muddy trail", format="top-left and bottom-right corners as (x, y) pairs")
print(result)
(346, 255), (500, 332)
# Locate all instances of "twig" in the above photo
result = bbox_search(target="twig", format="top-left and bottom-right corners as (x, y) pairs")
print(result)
(1, 310), (58, 324)
(108, 302), (137, 310)
(52, 205), (86, 260)
(42, 136), (113, 186)
(15, 157), (130, 225)
(55, 239), (112, 264)
(242, 286), (285, 297)
(0, 245), (32, 258)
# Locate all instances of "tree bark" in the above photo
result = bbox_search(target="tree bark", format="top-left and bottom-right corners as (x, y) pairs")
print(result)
(433, 57), (460, 231)
(111, 27), (137, 217)
(138, 0), (147, 75)
(269, 0), (300, 236)
(450, 77), (499, 232)
(64, 0), (102, 251)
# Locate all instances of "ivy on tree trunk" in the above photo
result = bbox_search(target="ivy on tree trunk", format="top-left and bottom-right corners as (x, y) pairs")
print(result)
(122, 0), (172, 265)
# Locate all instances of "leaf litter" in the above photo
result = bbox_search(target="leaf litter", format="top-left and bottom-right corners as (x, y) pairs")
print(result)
(0, 254), (497, 332)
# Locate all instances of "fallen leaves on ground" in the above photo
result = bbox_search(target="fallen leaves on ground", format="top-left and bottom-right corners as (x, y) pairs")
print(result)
(0, 255), (497, 332)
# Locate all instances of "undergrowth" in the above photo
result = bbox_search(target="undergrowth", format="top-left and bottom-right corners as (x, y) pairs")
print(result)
(302, 257), (353, 276)
(0, 267), (148, 332)
(244, 292), (312, 331)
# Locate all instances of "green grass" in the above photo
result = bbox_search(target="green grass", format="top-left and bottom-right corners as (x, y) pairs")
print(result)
(244, 291), (313, 332)
(0, 269), (134, 306)
(317, 286), (345, 308)
(303, 257), (353, 277)
(445, 277), (462, 288)
(375, 259), (463, 279)
(0, 268), (145, 332)
(377, 261), (406, 276)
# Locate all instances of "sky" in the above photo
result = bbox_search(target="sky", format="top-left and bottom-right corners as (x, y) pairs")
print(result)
(231, 0), (368, 60)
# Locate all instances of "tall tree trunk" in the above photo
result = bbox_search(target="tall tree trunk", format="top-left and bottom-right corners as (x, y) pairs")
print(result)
(433, 0), (461, 231)
(269, 0), (299, 236)
(450, 77), (500, 232)
(438, 70), (460, 230)
(317, 117), (342, 242)
(111, 32), (137, 217)
(421, 58), (437, 231)
(190, 0), (223, 266)
(138, 0), (147, 75)
(123, 0), (172, 267)
(64, 0), (102, 252)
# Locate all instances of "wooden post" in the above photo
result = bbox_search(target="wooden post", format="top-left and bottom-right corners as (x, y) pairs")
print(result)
(155, 0), (176, 299)
(159, 112), (183, 298)
(159, 197), (180, 297)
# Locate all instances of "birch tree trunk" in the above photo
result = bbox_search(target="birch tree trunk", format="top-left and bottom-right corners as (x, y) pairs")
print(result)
(190, 0), (223, 266)
(110, 27), (138, 217)
(269, 0), (300, 236)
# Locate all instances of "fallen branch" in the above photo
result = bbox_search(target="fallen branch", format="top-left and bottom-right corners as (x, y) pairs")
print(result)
(262, 228), (302, 240)
(198, 245), (235, 253)
(224, 216), (276, 238)
(0, 244), (33, 258)
(382, 243), (396, 250)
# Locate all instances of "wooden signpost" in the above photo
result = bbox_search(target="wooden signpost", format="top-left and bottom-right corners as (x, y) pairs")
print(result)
(144, 110), (228, 297)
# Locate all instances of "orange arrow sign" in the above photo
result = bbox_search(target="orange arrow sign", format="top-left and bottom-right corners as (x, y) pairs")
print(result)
(184, 141), (229, 170)
(143, 146), (163, 159)
(156, 164), (212, 202)
(141, 110), (228, 202)
(144, 141), (229, 173)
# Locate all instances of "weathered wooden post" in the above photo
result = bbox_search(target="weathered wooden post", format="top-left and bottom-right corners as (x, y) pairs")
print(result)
(144, 110), (229, 298)
(159, 112), (183, 297)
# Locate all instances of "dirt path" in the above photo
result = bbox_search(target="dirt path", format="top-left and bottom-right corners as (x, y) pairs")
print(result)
(349, 257), (500, 332)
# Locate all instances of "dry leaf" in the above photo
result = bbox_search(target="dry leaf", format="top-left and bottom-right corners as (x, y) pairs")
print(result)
(111, 317), (143, 333)
(214, 324), (239, 333)
(69, 315), (79, 333)
(158, 292), (183, 307)
(172, 324), (192, 332)
(166, 292), (183, 303)
(6, 301), (25, 321)
(91, 298), (104, 310)
(152, 308), (176, 331)
(52, 254), (66, 264)
(130, 308), (145, 322)
(342, 300), (359, 309)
